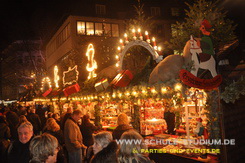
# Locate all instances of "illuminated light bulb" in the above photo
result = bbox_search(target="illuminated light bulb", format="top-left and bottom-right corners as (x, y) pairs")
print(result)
(119, 39), (124, 47)
(125, 92), (130, 96)
(115, 55), (119, 59)
(138, 28), (143, 40)
(151, 89), (157, 94)
(132, 28), (136, 40)
(132, 91), (137, 96)
(145, 31), (150, 43)
(112, 93), (116, 98)
(117, 46), (121, 51)
(161, 87), (167, 93)
(118, 93), (122, 98)
(124, 33), (129, 43)
(116, 63), (119, 67)
(142, 90), (147, 94)
(158, 46), (162, 51)
(175, 83), (182, 91)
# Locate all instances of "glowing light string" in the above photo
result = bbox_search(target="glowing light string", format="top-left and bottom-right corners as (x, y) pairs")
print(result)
(54, 65), (59, 88)
(41, 77), (52, 91)
(86, 44), (97, 79)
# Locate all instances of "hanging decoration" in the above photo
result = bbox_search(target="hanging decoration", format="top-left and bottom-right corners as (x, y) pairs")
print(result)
(63, 83), (80, 97)
(86, 44), (97, 79)
(41, 77), (52, 91)
(179, 19), (222, 89)
(63, 65), (79, 86)
(115, 28), (163, 71)
(54, 65), (60, 88)
(111, 70), (134, 88)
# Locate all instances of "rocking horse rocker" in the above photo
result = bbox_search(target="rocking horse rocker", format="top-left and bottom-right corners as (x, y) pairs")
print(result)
(180, 19), (222, 89)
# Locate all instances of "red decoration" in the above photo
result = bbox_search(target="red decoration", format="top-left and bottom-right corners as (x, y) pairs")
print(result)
(111, 70), (133, 88)
(179, 69), (222, 89)
(42, 88), (52, 97)
(63, 83), (80, 96)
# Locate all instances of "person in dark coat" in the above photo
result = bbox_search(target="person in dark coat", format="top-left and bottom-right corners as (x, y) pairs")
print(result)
(164, 107), (176, 135)
(90, 131), (118, 163)
(27, 108), (42, 135)
(112, 113), (133, 140)
(5, 110), (19, 140)
(80, 114), (99, 147)
(7, 121), (34, 163)
(0, 116), (11, 163)
(43, 118), (66, 163)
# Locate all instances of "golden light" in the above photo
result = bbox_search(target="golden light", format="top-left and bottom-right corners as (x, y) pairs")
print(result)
(112, 93), (116, 98)
(137, 28), (141, 33)
(161, 87), (167, 93)
(54, 65), (59, 88)
(132, 91), (137, 96)
(125, 92), (130, 96)
(124, 33), (127, 38)
(119, 39), (123, 43)
(41, 77), (52, 91)
(145, 31), (148, 35)
(117, 46), (121, 51)
(118, 93), (122, 98)
(175, 83), (182, 91)
(115, 55), (119, 59)
(152, 37), (156, 42)
(116, 63), (119, 67)
(132, 28), (136, 33)
(151, 88), (157, 94)
(158, 46), (162, 51)
(86, 44), (97, 79)
(142, 89), (147, 94)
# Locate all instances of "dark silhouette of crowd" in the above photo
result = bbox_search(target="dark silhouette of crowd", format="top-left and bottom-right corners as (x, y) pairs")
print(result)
(0, 104), (153, 163)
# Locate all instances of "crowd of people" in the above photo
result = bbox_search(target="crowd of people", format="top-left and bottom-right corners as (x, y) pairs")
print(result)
(0, 104), (154, 163)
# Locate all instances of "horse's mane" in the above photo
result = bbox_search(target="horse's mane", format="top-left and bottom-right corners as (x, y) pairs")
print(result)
(183, 40), (191, 64)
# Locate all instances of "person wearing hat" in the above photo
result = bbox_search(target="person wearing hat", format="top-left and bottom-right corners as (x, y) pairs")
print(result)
(197, 19), (215, 63)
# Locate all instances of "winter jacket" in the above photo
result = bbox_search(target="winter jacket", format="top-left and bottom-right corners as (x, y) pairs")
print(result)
(0, 123), (11, 140)
(7, 138), (32, 163)
(64, 117), (83, 152)
(112, 124), (134, 140)
(91, 140), (118, 163)
(80, 122), (99, 147)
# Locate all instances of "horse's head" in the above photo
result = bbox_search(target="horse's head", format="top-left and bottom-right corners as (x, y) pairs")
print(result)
(189, 35), (202, 53)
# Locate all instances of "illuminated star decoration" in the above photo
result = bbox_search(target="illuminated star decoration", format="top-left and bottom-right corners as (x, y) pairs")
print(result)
(86, 44), (97, 79)
(54, 65), (59, 88)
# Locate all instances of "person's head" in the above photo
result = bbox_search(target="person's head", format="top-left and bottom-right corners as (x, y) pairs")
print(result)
(200, 19), (212, 33)
(45, 118), (60, 132)
(67, 107), (73, 114)
(29, 133), (59, 163)
(93, 131), (112, 154)
(82, 114), (90, 124)
(30, 108), (36, 114)
(19, 115), (28, 124)
(71, 109), (83, 122)
(18, 121), (33, 144)
(52, 113), (60, 120)
(117, 113), (129, 126)
(118, 130), (148, 162)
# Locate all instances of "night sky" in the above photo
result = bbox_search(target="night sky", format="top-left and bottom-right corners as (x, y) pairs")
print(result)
(0, 0), (244, 51)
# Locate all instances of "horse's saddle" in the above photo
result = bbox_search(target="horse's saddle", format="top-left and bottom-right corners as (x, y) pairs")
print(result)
(197, 53), (211, 63)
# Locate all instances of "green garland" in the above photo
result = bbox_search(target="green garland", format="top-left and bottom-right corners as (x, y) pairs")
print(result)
(220, 76), (245, 103)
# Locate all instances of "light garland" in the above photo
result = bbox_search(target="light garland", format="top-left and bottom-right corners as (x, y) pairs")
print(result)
(41, 77), (52, 91)
(86, 44), (97, 79)
(63, 65), (79, 86)
(115, 27), (163, 71)
(54, 65), (59, 88)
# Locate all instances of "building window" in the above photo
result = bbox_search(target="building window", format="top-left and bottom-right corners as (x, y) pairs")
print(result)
(77, 21), (119, 37)
(104, 23), (111, 37)
(77, 21), (85, 35)
(111, 24), (119, 37)
(151, 7), (161, 17)
(171, 8), (179, 16)
(96, 4), (106, 15)
(95, 23), (103, 36)
(86, 22), (94, 35)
